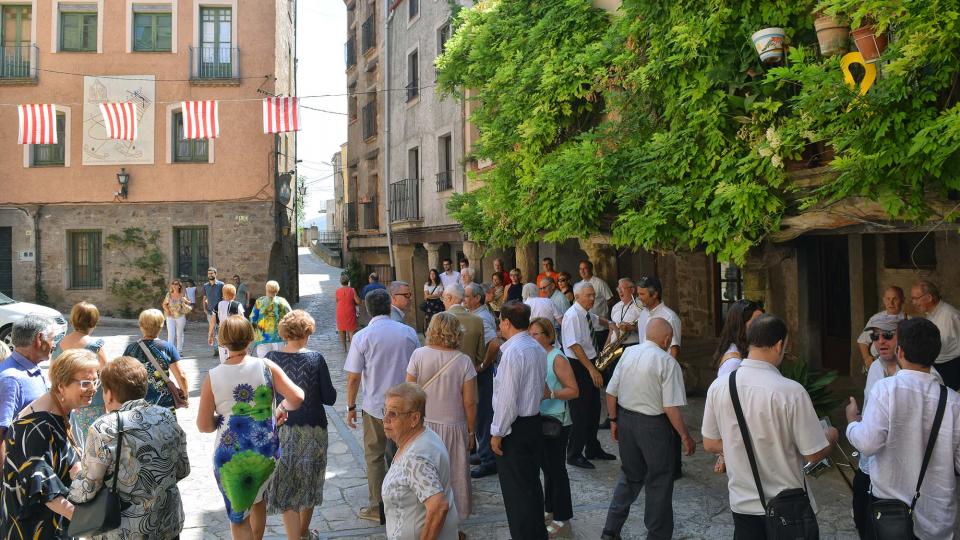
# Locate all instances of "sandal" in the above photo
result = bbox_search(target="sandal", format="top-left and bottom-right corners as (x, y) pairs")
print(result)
(543, 512), (553, 525)
(547, 520), (571, 539)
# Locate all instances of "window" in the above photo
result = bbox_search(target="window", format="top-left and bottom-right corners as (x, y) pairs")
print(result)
(174, 227), (209, 283)
(172, 111), (209, 163)
(362, 97), (377, 140)
(884, 233), (937, 269)
(348, 83), (358, 121)
(408, 0), (418, 20)
(408, 146), (419, 179)
(60, 11), (97, 52)
(68, 231), (102, 289)
(1, 5), (33, 78)
(198, 6), (232, 78)
(133, 12), (172, 51)
(437, 22), (450, 55)
(32, 113), (66, 167)
(436, 134), (452, 191)
(714, 260), (744, 334)
(406, 49), (419, 101)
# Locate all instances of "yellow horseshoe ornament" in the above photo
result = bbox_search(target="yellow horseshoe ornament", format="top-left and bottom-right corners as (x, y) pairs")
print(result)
(840, 52), (877, 96)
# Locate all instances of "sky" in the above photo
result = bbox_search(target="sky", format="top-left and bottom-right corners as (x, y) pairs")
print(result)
(297, 1), (348, 227)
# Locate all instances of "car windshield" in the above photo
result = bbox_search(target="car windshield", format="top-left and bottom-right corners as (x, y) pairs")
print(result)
(0, 292), (14, 305)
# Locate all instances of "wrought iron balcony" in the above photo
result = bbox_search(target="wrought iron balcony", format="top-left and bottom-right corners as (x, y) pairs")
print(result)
(390, 178), (421, 221)
(362, 101), (377, 140)
(189, 46), (240, 81)
(0, 44), (38, 81)
(436, 170), (453, 192)
(345, 36), (357, 69)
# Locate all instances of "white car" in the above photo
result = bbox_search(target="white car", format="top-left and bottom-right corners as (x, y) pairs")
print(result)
(0, 292), (68, 347)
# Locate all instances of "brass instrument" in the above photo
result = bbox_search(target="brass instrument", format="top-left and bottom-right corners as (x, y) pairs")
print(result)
(595, 330), (630, 372)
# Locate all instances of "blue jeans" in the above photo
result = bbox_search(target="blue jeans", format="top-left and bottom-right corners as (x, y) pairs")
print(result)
(476, 365), (496, 467)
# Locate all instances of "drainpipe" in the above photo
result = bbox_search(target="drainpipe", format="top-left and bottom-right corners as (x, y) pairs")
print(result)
(384, 0), (396, 270)
(33, 206), (44, 304)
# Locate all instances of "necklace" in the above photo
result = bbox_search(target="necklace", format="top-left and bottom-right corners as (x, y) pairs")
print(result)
(225, 352), (246, 363)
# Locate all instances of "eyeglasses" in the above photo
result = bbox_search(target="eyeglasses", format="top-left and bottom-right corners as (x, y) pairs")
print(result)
(870, 331), (895, 341)
(910, 294), (929, 301)
(381, 409), (415, 421)
(538, 286), (550, 291)
(73, 379), (101, 391)
(529, 331), (545, 338)
(393, 292), (413, 299)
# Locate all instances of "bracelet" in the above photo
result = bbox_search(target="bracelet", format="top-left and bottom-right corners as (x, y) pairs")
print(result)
(608, 417), (618, 423)
(550, 389), (556, 400)
(348, 405), (357, 412)
(278, 402), (289, 413)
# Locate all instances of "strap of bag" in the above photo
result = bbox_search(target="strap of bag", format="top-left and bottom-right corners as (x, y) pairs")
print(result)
(110, 411), (124, 494)
(911, 384), (947, 509)
(138, 340), (175, 388)
(729, 370), (767, 511)
(423, 352), (459, 390)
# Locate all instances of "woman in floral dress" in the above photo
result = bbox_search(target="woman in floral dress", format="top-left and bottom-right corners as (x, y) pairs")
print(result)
(251, 280), (293, 358)
(197, 315), (304, 540)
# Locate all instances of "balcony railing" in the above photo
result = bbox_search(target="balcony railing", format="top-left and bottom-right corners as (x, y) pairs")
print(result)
(345, 36), (357, 69)
(362, 101), (377, 140)
(189, 46), (240, 81)
(406, 81), (419, 102)
(361, 15), (376, 53)
(436, 170), (453, 191)
(346, 202), (358, 232)
(361, 199), (379, 229)
(317, 230), (342, 246)
(0, 44), (38, 80)
(390, 178), (420, 221)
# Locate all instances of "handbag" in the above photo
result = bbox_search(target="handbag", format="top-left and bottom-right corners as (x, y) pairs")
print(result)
(68, 412), (125, 536)
(869, 384), (946, 540)
(139, 340), (188, 409)
(729, 370), (819, 539)
(541, 414), (563, 438)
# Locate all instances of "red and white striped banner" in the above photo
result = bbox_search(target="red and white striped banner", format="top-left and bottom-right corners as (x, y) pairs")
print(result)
(263, 96), (300, 134)
(17, 104), (57, 145)
(98, 102), (138, 141)
(180, 100), (220, 139)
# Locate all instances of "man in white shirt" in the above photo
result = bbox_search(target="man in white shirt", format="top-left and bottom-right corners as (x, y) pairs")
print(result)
(846, 318), (960, 540)
(491, 300), (548, 540)
(635, 276), (681, 358)
(440, 258), (461, 288)
(599, 278), (645, 430)
(561, 281), (617, 468)
(702, 314), (838, 538)
(463, 283), (502, 478)
(601, 318), (695, 540)
(855, 286), (906, 370)
(388, 280), (412, 323)
(344, 288), (420, 522)
(577, 259), (614, 351)
(911, 280), (960, 390)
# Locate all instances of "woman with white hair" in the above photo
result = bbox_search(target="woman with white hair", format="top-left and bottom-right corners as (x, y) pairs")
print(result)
(523, 283), (563, 327)
(251, 280), (293, 357)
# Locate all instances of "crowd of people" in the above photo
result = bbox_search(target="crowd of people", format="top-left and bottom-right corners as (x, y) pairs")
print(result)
(1, 254), (959, 540)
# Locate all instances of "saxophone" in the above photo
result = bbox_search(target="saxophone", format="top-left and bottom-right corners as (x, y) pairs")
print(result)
(595, 329), (629, 372)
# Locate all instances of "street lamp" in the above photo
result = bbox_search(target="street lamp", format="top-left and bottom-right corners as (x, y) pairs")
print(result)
(116, 168), (130, 199)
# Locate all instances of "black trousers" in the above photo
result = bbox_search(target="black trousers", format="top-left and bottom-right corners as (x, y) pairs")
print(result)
(541, 425), (573, 521)
(935, 356), (960, 390)
(852, 469), (871, 540)
(496, 415), (548, 540)
(602, 410), (675, 539)
(567, 359), (603, 458)
(732, 512), (767, 539)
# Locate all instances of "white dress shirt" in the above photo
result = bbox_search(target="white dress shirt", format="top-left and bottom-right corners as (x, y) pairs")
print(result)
(606, 341), (686, 415)
(577, 276), (613, 318)
(927, 301), (960, 363)
(525, 297), (562, 325)
(561, 302), (600, 359)
(440, 270), (461, 288)
(847, 370), (960, 540)
(702, 359), (828, 515)
(344, 315), (420, 419)
(637, 302), (682, 350)
(610, 298), (644, 345)
(550, 290), (571, 316)
(716, 344), (742, 380)
(471, 305), (497, 344)
(490, 331), (547, 437)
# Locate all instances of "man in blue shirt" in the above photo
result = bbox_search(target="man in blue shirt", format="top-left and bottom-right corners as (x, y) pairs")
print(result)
(0, 315), (56, 464)
(202, 266), (225, 356)
(360, 272), (386, 299)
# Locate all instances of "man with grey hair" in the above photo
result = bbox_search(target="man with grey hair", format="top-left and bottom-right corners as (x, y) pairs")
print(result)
(444, 284), (486, 370)
(541, 276), (570, 321)
(389, 280), (413, 323)
(345, 288), (419, 522)
(461, 266), (476, 287)
(463, 282), (503, 478)
(0, 315), (56, 463)
(911, 280), (960, 389)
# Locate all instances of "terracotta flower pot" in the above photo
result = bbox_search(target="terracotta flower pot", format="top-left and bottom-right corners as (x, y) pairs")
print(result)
(752, 27), (786, 64)
(814, 15), (849, 56)
(851, 24), (888, 63)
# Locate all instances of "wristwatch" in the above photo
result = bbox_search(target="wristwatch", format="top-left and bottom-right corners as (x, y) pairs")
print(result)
(608, 417), (618, 423)
(277, 402), (289, 413)
(348, 404), (357, 412)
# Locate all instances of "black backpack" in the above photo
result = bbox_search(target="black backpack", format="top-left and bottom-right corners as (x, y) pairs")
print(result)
(215, 300), (241, 324)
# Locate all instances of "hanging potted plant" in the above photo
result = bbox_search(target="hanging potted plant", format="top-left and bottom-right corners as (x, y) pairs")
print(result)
(752, 27), (786, 64)
(813, 12), (849, 56)
(851, 18), (888, 63)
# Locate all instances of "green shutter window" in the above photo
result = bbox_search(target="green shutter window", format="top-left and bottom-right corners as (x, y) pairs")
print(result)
(32, 114), (66, 167)
(60, 12), (97, 52)
(173, 111), (209, 163)
(68, 231), (102, 290)
(133, 12), (172, 52)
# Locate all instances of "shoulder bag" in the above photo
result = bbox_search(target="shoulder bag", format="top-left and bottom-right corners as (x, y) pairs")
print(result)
(869, 384), (946, 540)
(139, 340), (188, 409)
(729, 370), (819, 539)
(68, 412), (125, 536)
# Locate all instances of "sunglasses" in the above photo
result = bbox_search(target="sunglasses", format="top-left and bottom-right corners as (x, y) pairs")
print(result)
(870, 331), (895, 341)
(73, 379), (101, 391)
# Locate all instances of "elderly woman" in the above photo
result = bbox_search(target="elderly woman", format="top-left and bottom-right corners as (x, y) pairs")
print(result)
(406, 312), (477, 522)
(198, 315), (304, 540)
(265, 310), (337, 540)
(68, 356), (190, 539)
(252, 280), (293, 358)
(122, 309), (189, 411)
(382, 383), (459, 540)
(56, 302), (110, 444)
(0, 349), (99, 540)
(529, 318), (579, 538)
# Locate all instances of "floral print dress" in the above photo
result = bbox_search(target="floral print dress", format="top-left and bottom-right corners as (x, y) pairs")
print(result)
(208, 357), (279, 523)
(251, 296), (292, 347)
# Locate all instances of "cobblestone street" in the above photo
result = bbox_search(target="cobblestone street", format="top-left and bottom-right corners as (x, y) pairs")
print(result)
(84, 249), (859, 539)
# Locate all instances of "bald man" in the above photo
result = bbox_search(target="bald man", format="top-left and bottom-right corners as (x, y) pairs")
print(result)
(601, 318), (694, 540)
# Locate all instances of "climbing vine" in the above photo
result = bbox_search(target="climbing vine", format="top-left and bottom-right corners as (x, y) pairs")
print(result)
(437, 0), (960, 263)
(104, 227), (166, 317)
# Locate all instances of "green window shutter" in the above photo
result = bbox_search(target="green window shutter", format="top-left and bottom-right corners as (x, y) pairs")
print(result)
(60, 13), (80, 50)
(156, 13), (172, 51)
(133, 13), (152, 51)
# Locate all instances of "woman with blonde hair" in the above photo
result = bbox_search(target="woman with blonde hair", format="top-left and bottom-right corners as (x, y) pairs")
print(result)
(56, 301), (110, 444)
(0, 349), (99, 540)
(122, 309), (189, 411)
(162, 279), (192, 352)
(251, 280), (292, 357)
(405, 312), (477, 525)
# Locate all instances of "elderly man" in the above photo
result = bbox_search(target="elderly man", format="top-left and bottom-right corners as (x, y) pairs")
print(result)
(461, 267), (476, 287)
(0, 315), (56, 464)
(536, 257), (559, 297)
(492, 258), (509, 287)
(491, 300), (548, 540)
(911, 280), (960, 389)
(601, 319), (695, 540)
(440, 258), (461, 288)
(599, 278), (645, 429)
(856, 286), (907, 370)
(360, 272), (386, 299)
(389, 280), (413, 323)
(702, 315), (838, 537)
(345, 289), (420, 522)
(443, 284), (486, 369)
(562, 281), (617, 468)
(464, 283), (502, 478)
(577, 260), (615, 352)
(846, 318), (960, 540)
(541, 275), (570, 318)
